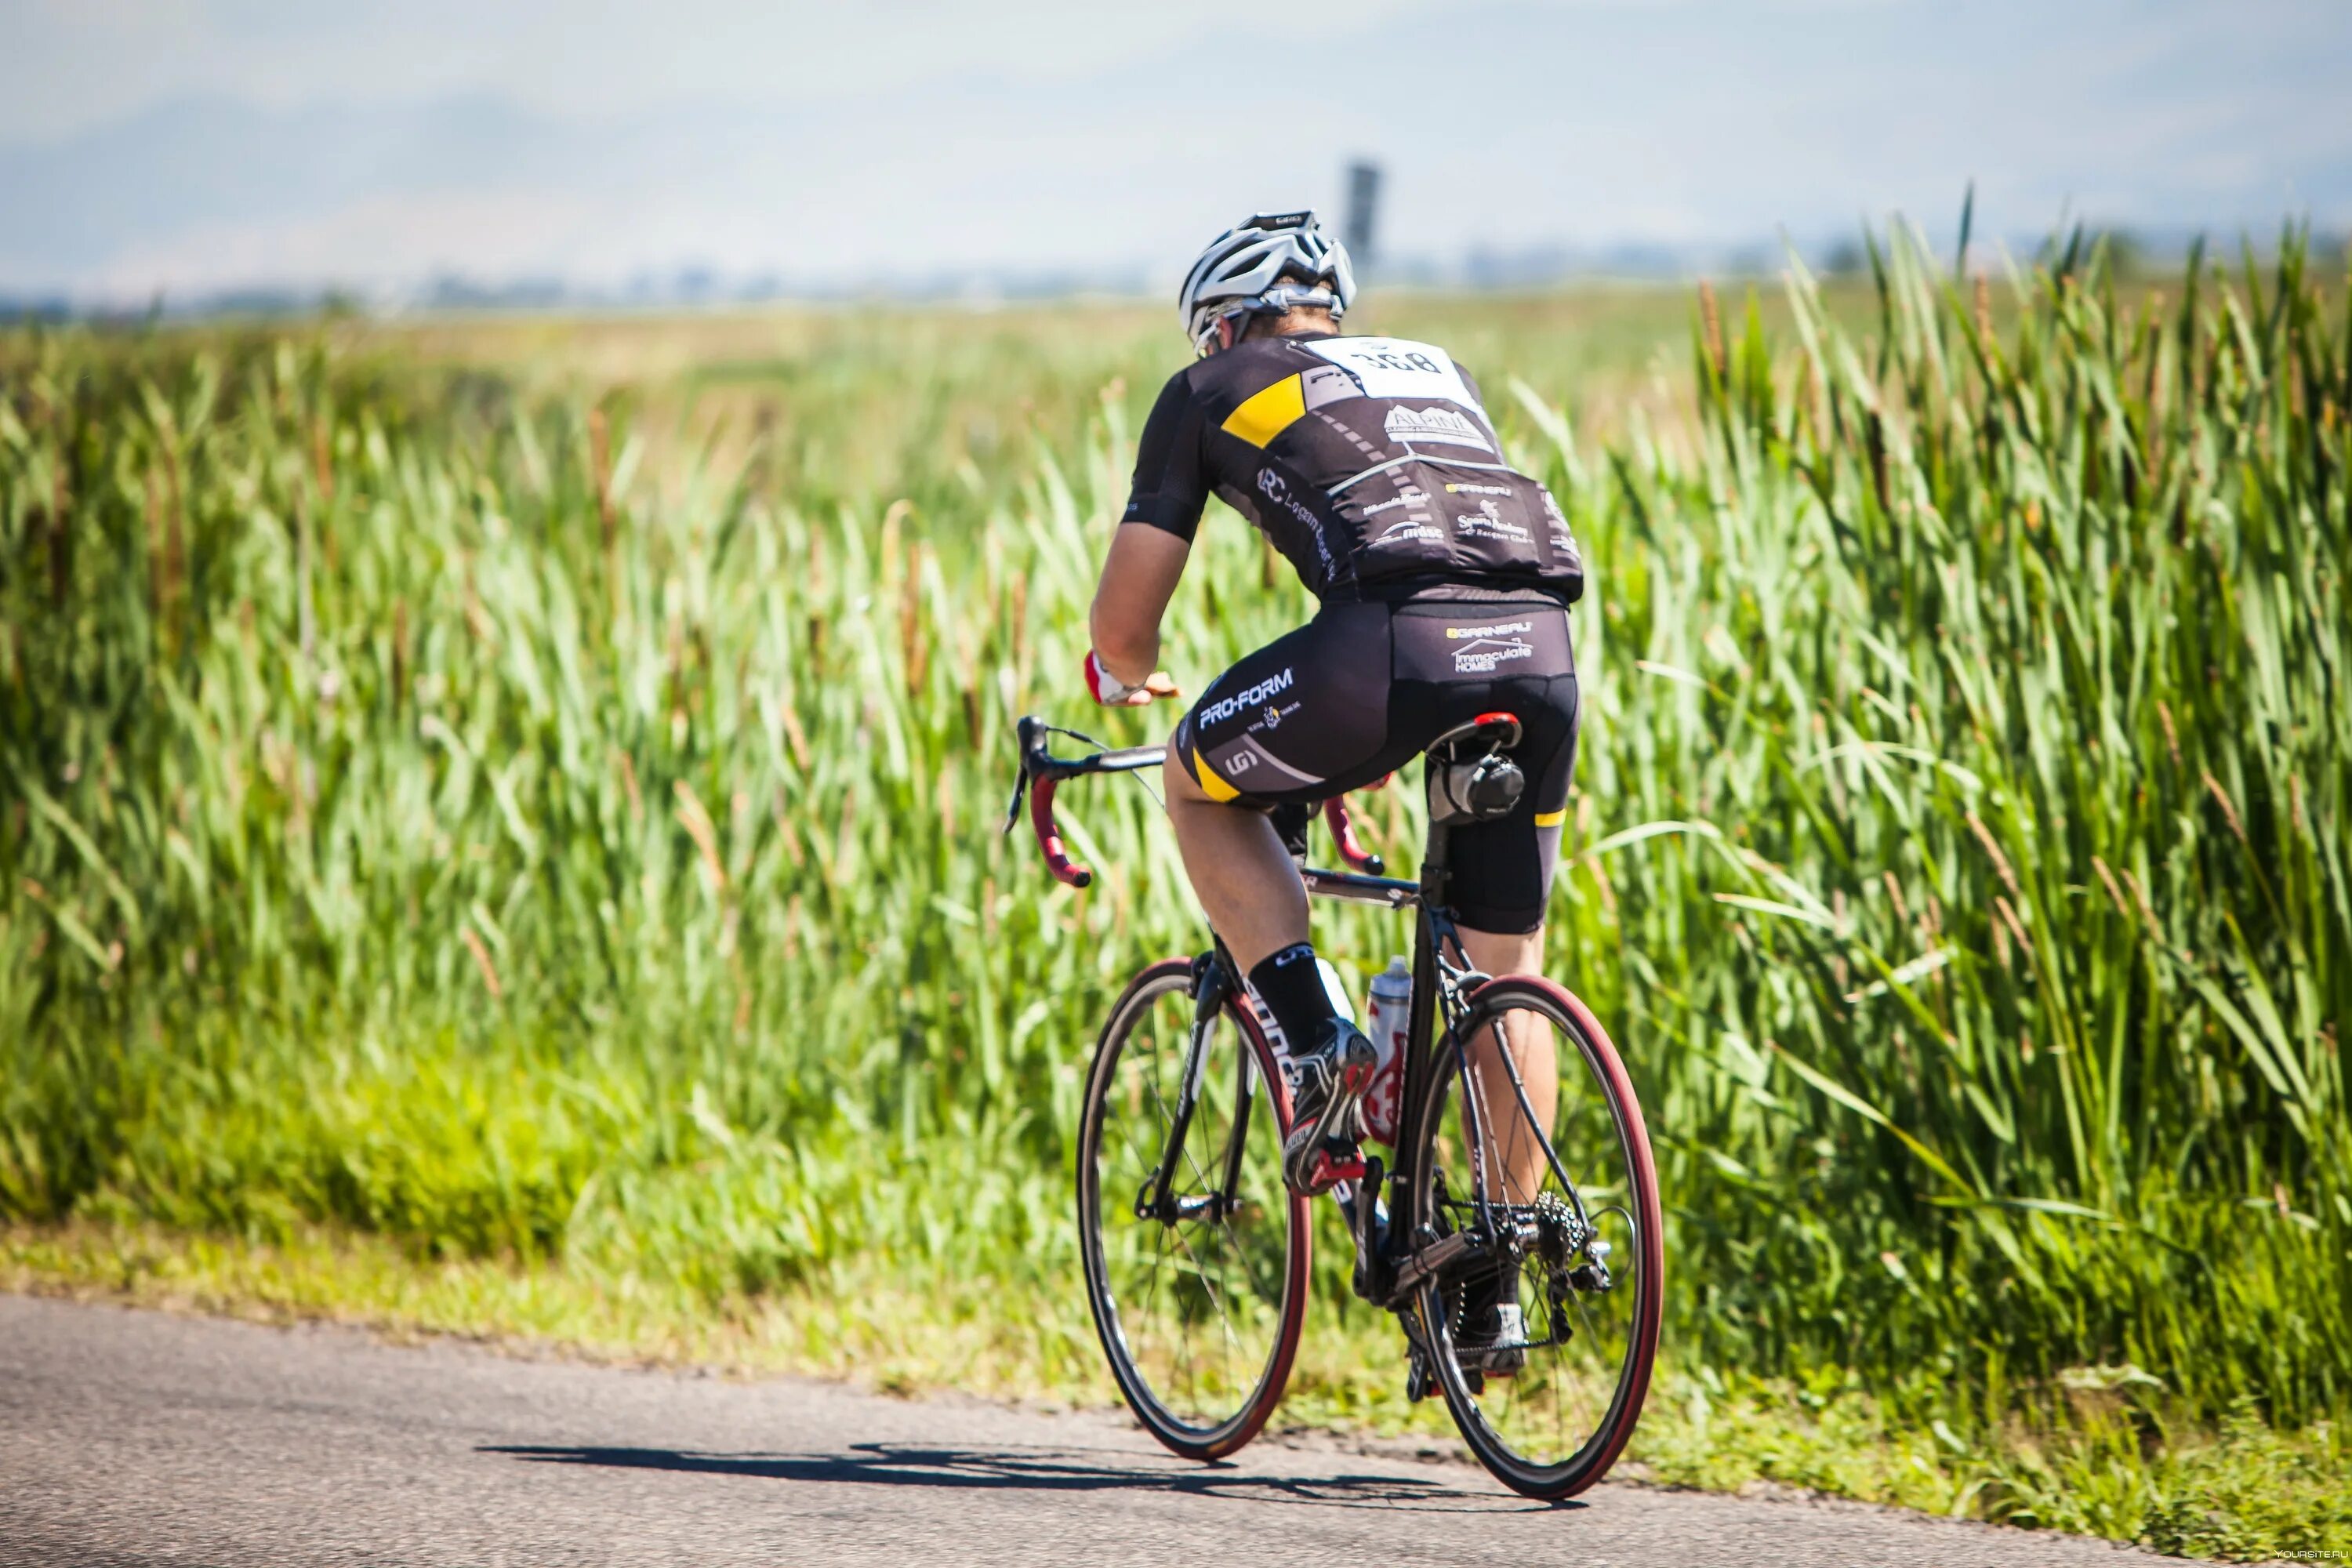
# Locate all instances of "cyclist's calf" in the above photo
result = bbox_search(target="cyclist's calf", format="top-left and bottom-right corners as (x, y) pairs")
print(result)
(1455, 924), (1556, 1205)
(1161, 728), (1308, 975)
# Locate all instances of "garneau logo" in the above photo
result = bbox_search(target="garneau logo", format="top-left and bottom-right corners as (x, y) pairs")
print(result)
(1384, 405), (1494, 452)
(1445, 621), (1535, 641)
(1203, 668), (1294, 727)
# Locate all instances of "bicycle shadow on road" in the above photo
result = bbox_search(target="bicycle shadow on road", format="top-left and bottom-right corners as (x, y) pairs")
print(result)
(481, 1441), (1571, 1515)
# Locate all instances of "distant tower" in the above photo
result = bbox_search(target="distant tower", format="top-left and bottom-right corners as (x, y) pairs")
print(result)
(1344, 161), (1383, 270)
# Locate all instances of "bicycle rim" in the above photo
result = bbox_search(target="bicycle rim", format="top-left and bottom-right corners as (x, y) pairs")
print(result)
(1076, 958), (1309, 1459)
(1406, 975), (1662, 1498)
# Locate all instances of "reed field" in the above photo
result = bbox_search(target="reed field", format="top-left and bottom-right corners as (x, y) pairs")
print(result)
(3, 230), (2347, 1555)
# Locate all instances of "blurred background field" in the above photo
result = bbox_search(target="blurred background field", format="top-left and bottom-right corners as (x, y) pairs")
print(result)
(4, 233), (2348, 1555)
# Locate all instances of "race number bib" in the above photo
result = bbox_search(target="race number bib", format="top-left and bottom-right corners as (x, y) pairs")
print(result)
(1302, 336), (1481, 410)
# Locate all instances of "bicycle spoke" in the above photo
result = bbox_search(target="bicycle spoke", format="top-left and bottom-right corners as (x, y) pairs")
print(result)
(1080, 967), (1302, 1457)
(1410, 979), (1660, 1497)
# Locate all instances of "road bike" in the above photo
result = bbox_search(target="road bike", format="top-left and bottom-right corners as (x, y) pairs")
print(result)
(1005, 710), (1661, 1499)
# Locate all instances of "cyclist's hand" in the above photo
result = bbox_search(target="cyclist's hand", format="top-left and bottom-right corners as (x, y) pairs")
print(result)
(1085, 651), (1181, 708)
(1124, 671), (1181, 706)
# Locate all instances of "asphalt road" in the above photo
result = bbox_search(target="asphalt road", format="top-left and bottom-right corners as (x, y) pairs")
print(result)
(0, 1292), (2177, 1567)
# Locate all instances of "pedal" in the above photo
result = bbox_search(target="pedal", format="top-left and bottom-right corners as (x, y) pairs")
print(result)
(1312, 1148), (1367, 1188)
(1304, 1123), (1366, 1189)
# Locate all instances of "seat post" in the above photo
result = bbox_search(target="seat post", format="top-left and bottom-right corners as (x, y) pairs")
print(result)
(1418, 771), (1454, 913)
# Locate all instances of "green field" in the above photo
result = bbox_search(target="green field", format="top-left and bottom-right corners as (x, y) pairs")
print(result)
(4, 231), (2347, 1557)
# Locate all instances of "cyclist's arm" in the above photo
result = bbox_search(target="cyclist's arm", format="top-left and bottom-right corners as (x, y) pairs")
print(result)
(1092, 370), (1207, 690)
(1090, 524), (1189, 687)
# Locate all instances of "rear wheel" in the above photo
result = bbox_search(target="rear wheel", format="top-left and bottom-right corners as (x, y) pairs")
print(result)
(1076, 957), (1309, 1459)
(1405, 975), (1662, 1498)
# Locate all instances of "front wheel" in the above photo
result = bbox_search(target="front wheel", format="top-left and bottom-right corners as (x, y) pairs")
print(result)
(1404, 975), (1662, 1498)
(1076, 957), (1310, 1460)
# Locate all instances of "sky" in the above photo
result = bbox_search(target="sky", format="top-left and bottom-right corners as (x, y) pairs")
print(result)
(2, 0), (2348, 303)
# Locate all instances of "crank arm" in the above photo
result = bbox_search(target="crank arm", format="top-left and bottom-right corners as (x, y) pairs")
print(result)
(1389, 1229), (1481, 1301)
(1388, 1213), (1552, 1304)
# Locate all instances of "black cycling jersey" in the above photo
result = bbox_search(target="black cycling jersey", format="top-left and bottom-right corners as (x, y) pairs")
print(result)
(1120, 332), (1584, 603)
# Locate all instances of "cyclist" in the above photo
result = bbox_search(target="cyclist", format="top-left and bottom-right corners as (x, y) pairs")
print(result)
(1085, 209), (1585, 1301)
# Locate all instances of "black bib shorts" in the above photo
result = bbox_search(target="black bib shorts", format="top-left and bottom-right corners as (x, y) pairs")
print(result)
(1173, 590), (1579, 935)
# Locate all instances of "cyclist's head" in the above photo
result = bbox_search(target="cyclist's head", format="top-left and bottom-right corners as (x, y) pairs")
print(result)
(1179, 209), (1356, 357)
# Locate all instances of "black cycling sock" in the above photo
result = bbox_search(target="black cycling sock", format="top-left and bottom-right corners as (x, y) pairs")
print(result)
(1249, 942), (1341, 1054)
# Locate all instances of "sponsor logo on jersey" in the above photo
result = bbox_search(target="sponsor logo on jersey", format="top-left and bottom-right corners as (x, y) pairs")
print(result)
(1383, 405), (1494, 452)
(1203, 667), (1295, 728)
(1444, 481), (1514, 496)
(1359, 489), (1431, 517)
(1454, 497), (1532, 543)
(1539, 486), (1581, 556)
(1256, 467), (1339, 578)
(1369, 517), (1445, 546)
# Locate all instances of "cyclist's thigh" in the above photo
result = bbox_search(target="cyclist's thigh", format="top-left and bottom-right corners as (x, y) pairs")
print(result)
(1388, 595), (1581, 935)
(1173, 601), (1392, 807)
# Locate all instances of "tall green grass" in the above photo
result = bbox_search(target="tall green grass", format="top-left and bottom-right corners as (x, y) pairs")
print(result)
(2, 230), (2345, 1473)
(1559, 230), (2351, 1432)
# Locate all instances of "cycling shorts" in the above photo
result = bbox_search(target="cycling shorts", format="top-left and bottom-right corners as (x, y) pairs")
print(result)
(1172, 589), (1580, 935)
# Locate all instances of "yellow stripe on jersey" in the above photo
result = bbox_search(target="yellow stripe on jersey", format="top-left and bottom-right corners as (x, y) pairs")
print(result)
(1220, 373), (1307, 448)
(1534, 808), (1567, 828)
(1192, 747), (1243, 802)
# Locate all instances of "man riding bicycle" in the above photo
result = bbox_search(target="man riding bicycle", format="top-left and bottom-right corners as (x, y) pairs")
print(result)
(1085, 211), (1586, 1280)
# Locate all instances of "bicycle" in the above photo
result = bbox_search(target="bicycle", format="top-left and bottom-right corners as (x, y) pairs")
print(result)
(1004, 710), (1662, 1499)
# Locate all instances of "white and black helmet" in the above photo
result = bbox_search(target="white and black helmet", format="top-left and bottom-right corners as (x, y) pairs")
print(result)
(1178, 210), (1356, 354)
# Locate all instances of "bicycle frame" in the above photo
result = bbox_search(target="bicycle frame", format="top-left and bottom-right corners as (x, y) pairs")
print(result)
(1007, 715), (1599, 1316)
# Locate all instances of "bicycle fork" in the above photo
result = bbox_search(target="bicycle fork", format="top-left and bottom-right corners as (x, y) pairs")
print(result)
(1133, 953), (1253, 1226)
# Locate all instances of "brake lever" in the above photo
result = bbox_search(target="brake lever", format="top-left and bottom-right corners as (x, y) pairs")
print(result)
(1001, 761), (1030, 835)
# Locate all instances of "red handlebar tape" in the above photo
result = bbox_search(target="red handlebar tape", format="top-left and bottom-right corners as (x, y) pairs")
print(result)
(1029, 774), (1092, 888)
(1323, 798), (1379, 872)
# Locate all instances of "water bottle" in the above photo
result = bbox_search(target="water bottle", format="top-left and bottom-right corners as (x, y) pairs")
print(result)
(1359, 956), (1413, 1145)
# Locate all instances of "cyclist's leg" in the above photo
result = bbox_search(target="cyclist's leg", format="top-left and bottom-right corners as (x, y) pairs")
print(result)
(1388, 596), (1582, 1205)
(1457, 924), (1557, 1205)
(1162, 751), (1302, 974)
(1163, 601), (1392, 973)
(1450, 695), (1577, 1202)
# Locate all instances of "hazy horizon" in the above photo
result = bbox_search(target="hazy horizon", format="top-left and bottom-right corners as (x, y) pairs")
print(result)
(4, 0), (2348, 306)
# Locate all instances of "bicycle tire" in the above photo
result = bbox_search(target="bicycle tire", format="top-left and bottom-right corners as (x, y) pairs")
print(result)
(1404, 974), (1663, 1499)
(1076, 957), (1311, 1460)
